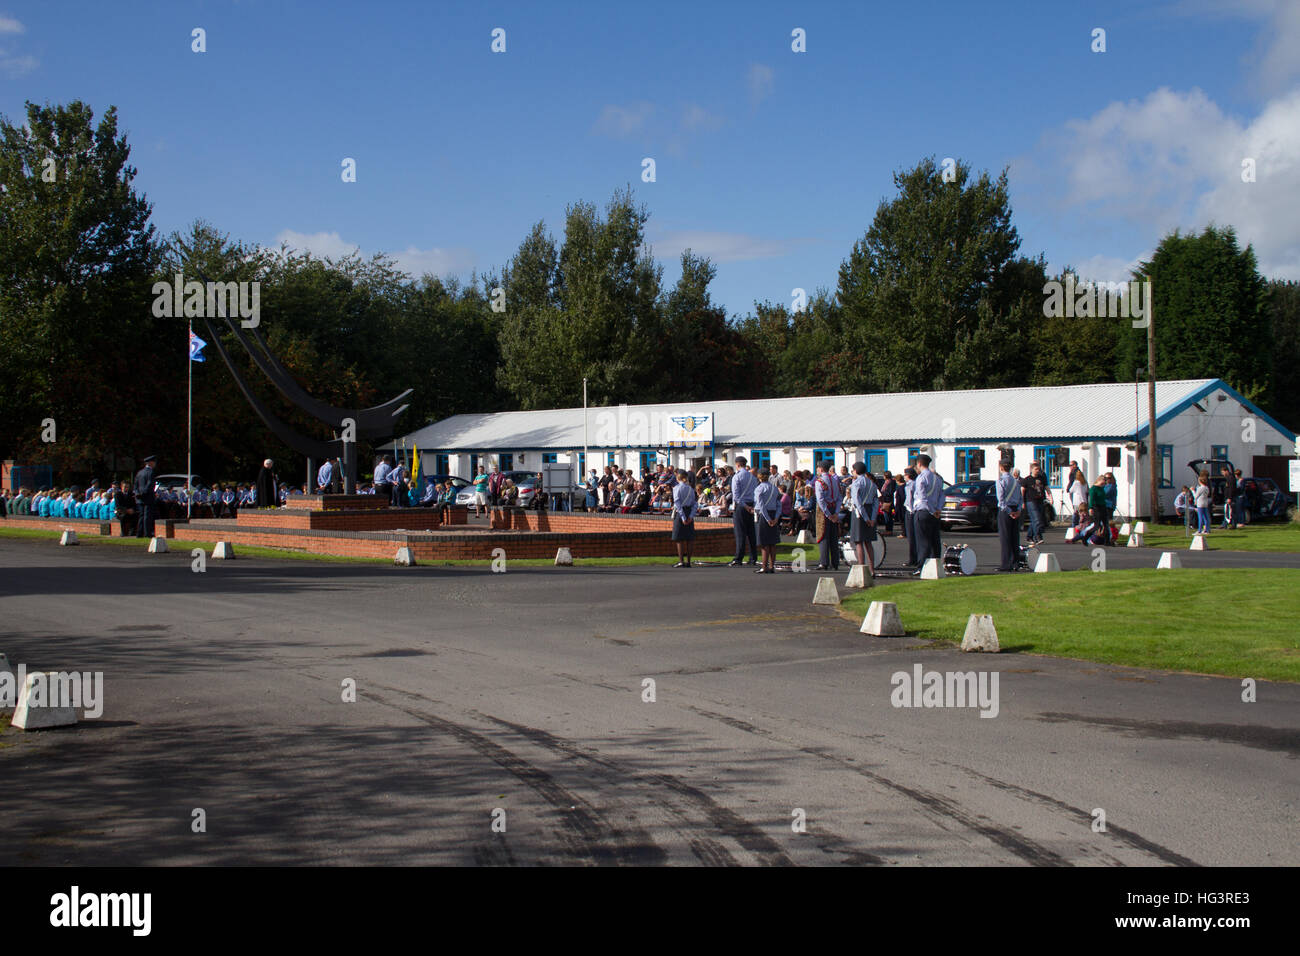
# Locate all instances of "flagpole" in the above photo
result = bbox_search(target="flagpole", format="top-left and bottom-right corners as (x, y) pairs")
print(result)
(187, 319), (193, 521)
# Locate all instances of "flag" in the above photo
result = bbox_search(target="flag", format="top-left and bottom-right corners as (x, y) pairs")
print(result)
(411, 445), (422, 493)
(189, 330), (207, 362)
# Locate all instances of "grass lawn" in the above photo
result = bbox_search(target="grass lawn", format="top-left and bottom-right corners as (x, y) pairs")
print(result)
(1129, 520), (1300, 553)
(840, 568), (1300, 682)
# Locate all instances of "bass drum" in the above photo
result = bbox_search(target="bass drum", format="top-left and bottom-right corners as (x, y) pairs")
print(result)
(839, 535), (886, 567)
(943, 544), (977, 576)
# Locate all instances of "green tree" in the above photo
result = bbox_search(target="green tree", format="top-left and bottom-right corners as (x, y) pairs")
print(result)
(0, 100), (158, 476)
(1262, 279), (1299, 432)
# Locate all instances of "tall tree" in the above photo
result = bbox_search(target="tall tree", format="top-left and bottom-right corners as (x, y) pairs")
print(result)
(1262, 279), (1299, 433)
(0, 100), (158, 475)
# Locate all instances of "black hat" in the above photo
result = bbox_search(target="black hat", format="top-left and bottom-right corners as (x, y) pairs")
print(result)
(142, 454), (158, 463)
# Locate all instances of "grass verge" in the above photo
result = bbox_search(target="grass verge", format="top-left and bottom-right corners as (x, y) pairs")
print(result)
(840, 567), (1300, 682)
(1130, 521), (1300, 553)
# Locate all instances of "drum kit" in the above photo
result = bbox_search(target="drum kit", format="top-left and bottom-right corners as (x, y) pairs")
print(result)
(943, 544), (977, 575)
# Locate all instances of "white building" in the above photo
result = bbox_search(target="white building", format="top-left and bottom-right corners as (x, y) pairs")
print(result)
(389, 378), (1296, 519)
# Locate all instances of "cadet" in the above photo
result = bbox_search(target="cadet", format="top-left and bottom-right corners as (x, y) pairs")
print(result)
(910, 454), (943, 575)
(814, 462), (842, 571)
(134, 454), (158, 537)
(728, 456), (758, 566)
(849, 462), (879, 578)
(671, 468), (698, 568)
(754, 467), (781, 573)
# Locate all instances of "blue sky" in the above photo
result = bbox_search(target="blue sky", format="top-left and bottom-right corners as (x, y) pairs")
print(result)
(3, 0), (1298, 315)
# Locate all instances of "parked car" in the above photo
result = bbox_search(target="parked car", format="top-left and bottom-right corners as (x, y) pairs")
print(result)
(1238, 476), (1291, 522)
(454, 470), (543, 507)
(1187, 458), (1235, 520)
(939, 481), (997, 531)
(418, 474), (469, 502)
(153, 473), (202, 490)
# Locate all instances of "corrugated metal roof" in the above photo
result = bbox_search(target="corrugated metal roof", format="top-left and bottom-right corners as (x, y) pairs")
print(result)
(392, 379), (1222, 450)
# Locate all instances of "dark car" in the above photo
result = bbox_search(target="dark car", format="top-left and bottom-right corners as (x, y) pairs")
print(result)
(1188, 458), (1235, 519)
(940, 480), (997, 531)
(454, 470), (542, 507)
(1239, 476), (1291, 522)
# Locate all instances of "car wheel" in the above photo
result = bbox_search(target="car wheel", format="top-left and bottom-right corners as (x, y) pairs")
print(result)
(1242, 507), (1252, 525)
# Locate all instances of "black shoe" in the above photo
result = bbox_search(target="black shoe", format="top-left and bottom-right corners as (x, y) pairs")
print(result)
(746, 559), (758, 566)
(754, 568), (767, 574)
(814, 565), (828, 571)
(728, 560), (742, 567)
(911, 570), (922, 577)
(673, 561), (686, 568)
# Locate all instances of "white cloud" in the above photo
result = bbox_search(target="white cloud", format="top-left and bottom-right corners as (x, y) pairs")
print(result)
(681, 102), (723, 132)
(650, 230), (801, 263)
(274, 229), (476, 279)
(0, 15), (24, 34)
(1035, 85), (1300, 279)
(0, 15), (36, 75)
(1175, 0), (1300, 94)
(591, 102), (655, 138)
(1046, 253), (1151, 286)
(747, 63), (774, 109)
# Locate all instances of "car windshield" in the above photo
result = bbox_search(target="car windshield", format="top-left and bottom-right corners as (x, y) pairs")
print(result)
(946, 482), (988, 496)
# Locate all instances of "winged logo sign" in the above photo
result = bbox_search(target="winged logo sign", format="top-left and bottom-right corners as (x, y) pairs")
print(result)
(665, 412), (714, 445)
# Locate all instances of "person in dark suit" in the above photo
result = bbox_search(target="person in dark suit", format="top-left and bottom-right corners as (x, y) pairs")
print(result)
(114, 481), (136, 537)
(133, 454), (157, 537)
(996, 459), (1024, 571)
(255, 458), (277, 509)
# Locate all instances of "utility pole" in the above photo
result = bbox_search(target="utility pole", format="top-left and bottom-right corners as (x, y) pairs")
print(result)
(1146, 278), (1159, 521)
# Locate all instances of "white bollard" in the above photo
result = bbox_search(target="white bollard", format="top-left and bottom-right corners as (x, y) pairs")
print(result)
(920, 558), (944, 579)
(554, 547), (573, 566)
(211, 541), (235, 559)
(1033, 552), (1060, 573)
(1126, 533), (1143, 548)
(794, 530), (812, 545)
(1156, 552), (1182, 569)
(812, 577), (840, 605)
(844, 564), (872, 589)
(860, 601), (904, 636)
(960, 614), (1001, 653)
(11, 672), (78, 730)
(58, 530), (79, 546)
(1064, 527), (1077, 542)
(1134, 521), (1148, 534)
(1189, 533), (1208, 551)
(1118, 522), (1132, 537)
(147, 537), (168, 553)
(394, 547), (416, 566)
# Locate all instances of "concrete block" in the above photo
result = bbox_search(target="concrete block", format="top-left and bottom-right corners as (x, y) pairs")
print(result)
(1189, 533), (1208, 551)
(812, 577), (840, 605)
(394, 546), (416, 566)
(211, 541), (235, 559)
(1118, 522), (1132, 537)
(554, 547), (573, 566)
(844, 564), (872, 589)
(860, 601), (904, 637)
(920, 558), (944, 579)
(1134, 521), (1148, 534)
(1156, 552), (1181, 569)
(11, 672), (77, 730)
(1126, 533), (1143, 548)
(59, 530), (79, 546)
(960, 614), (1000, 653)
(794, 530), (812, 544)
(1064, 527), (1077, 542)
(147, 537), (168, 553)
(1033, 552), (1060, 573)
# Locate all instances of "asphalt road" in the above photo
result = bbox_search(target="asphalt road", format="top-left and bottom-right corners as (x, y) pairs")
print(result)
(1, 532), (1296, 866)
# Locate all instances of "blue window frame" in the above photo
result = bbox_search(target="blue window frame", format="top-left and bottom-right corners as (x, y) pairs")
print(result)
(577, 452), (586, 475)
(813, 448), (836, 471)
(1210, 444), (1228, 463)
(639, 451), (656, 473)
(955, 446), (981, 482)
(1158, 444), (1173, 488)
(435, 453), (449, 475)
(907, 446), (921, 467)
(542, 453), (558, 464)
(606, 451), (616, 467)
(750, 449), (771, 472)
(1034, 445), (1067, 486)
(470, 454), (480, 477)
(498, 452), (513, 471)
(863, 448), (887, 475)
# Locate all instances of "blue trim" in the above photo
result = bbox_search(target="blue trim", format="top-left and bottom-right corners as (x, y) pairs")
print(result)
(1136, 379), (1297, 442)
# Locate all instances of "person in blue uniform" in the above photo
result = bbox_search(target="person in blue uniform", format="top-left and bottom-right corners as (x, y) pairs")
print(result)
(134, 455), (157, 536)
(814, 462), (841, 570)
(754, 467), (781, 573)
(671, 469), (698, 568)
(849, 462), (880, 578)
(728, 457), (758, 566)
(911, 454), (943, 575)
(996, 459), (1024, 572)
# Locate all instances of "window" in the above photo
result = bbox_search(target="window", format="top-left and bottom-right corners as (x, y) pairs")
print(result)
(907, 446), (921, 466)
(813, 448), (836, 471)
(1210, 445), (1228, 464)
(606, 452), (616, 467)
(864, 448), (887, 475)
(955, 447), (982, 482)
(1158, 444), (1173, 488)
(435, 454), (449, 475)
(577, 452), (586, 475)
(639, 451), (656, 473)
(750, 449), (771, 472)
(498, 453), (513, 471)
(470, 454), (479, 477)
(1034, 445), (1067, 486)
(1265, 444), (1281, 457)
(542, 453), (558, 464)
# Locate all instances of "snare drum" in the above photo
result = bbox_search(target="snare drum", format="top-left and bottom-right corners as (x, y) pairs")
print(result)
(943, 544), (977, 576)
